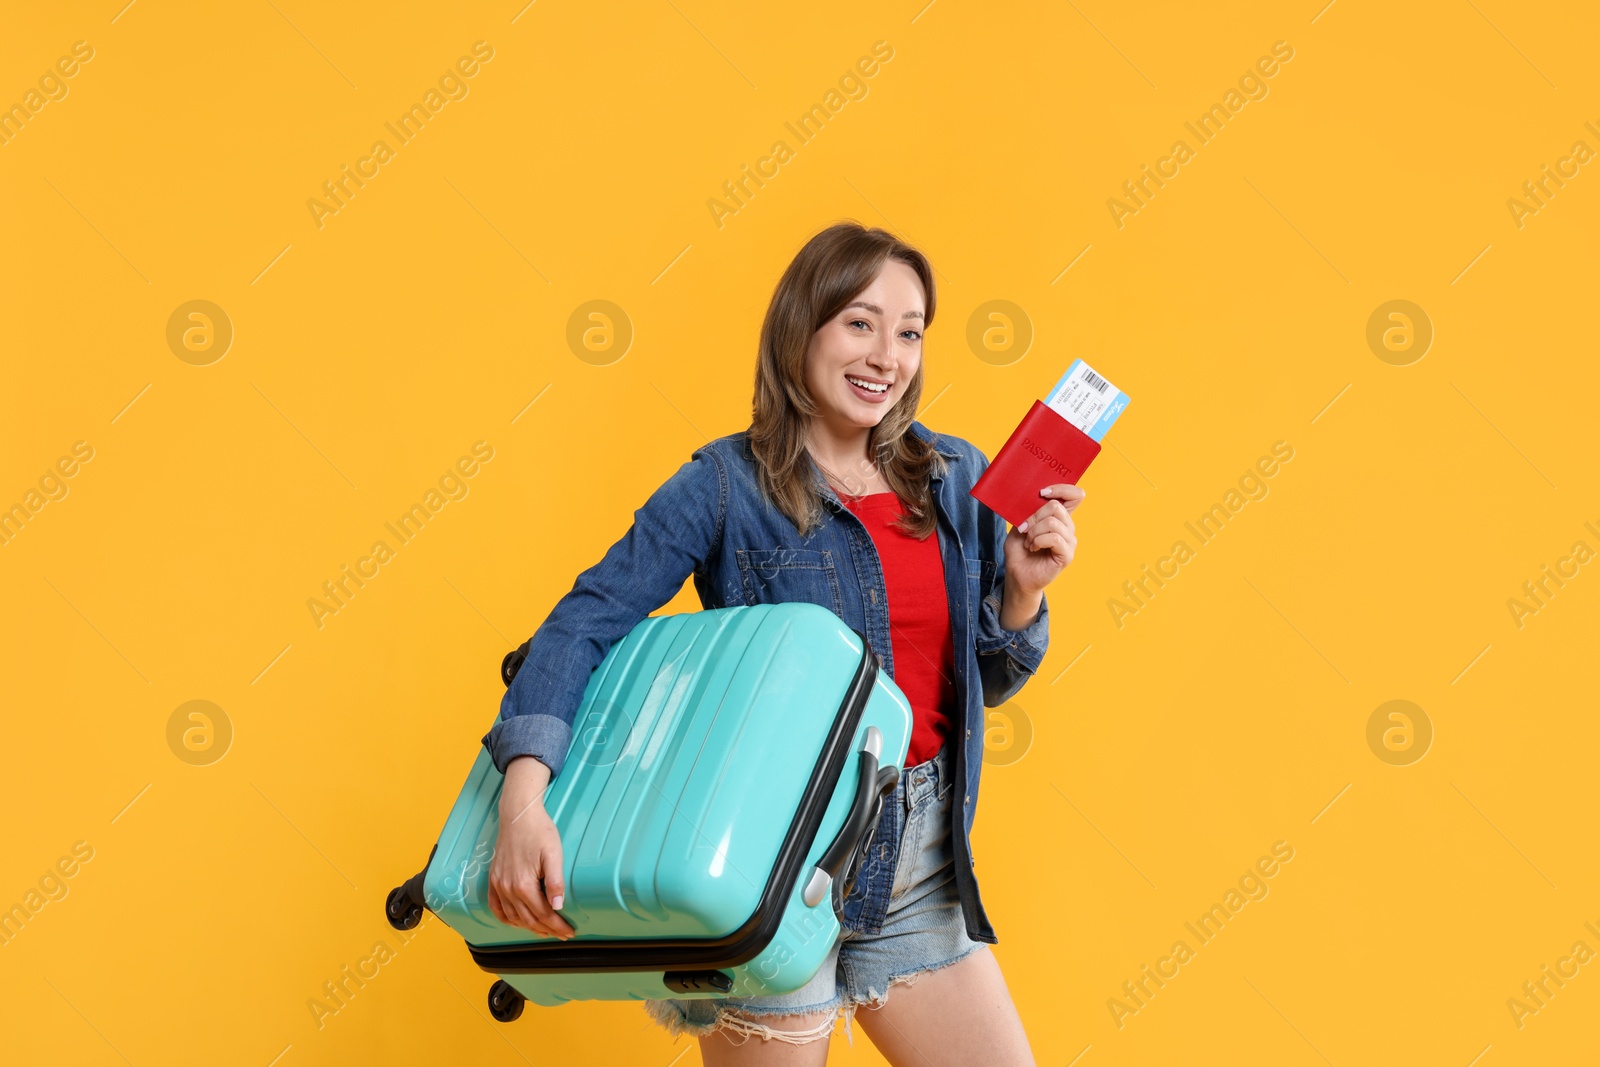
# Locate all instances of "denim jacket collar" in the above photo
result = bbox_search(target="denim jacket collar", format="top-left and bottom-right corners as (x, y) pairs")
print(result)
(744, 421), (964, 510)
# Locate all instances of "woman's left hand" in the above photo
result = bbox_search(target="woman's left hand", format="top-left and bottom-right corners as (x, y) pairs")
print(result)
(1003, 483), (1086, 596)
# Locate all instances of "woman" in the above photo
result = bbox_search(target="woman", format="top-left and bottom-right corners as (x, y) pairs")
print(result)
(481, 221), (1084, 1065)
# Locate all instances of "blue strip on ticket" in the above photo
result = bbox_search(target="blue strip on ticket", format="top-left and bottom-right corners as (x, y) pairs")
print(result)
(1044, 358), (1129, 442)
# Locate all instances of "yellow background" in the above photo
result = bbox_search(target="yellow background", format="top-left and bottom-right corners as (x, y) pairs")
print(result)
(3, 1), (1596, 1063)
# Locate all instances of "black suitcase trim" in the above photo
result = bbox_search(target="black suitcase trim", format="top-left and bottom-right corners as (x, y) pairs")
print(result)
(467, 626), (880, 975)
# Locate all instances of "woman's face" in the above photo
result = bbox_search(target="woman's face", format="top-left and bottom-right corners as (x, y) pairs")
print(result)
(804, 259), (926, 435)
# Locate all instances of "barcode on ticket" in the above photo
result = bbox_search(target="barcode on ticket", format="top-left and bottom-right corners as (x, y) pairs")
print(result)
(1043, 359), (1129, 442)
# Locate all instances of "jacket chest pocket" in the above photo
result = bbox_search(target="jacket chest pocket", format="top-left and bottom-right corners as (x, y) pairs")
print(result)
(966, 556), (997, 616)
(737, 548), (845, 619)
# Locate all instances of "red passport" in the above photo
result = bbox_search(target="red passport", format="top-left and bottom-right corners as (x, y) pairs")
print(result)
(970, 400), (1102, 529)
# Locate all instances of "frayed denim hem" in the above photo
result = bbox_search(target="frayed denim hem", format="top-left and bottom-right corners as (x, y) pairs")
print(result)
(836, 940), (987, 1045)
(643, 995), (846, 1047)
(641, 942), (989, 1050)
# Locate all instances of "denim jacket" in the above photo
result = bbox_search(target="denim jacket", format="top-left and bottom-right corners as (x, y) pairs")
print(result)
(482, 420), (1051, 944)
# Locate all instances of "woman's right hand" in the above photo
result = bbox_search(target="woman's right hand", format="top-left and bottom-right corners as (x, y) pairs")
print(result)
(487, 755), (576, 940)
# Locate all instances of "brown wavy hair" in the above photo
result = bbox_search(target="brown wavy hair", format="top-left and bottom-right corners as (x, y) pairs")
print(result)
(748, 221), (945, 540)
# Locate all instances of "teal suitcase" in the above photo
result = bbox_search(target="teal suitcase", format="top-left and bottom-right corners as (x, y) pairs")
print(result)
(386, 602), (912, 1021)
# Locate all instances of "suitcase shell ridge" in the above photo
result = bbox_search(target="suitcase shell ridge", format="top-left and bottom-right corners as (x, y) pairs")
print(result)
(420, 603), (913, 1006)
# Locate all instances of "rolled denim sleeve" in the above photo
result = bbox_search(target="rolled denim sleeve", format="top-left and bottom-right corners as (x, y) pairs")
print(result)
(971, 450), (1051, 707)
(975, 587), (1049, 707)
(482, 443), (728, 779)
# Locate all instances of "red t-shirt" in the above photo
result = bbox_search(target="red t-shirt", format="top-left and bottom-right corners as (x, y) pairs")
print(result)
(840, 491), (957, 768)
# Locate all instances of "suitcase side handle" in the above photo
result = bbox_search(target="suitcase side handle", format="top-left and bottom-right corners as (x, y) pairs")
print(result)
(802, 726), (900, 914)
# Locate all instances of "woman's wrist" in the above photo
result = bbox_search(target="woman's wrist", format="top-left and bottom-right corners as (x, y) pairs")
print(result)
(501, 755), (553, 812)
(999, 574), (1044, 631)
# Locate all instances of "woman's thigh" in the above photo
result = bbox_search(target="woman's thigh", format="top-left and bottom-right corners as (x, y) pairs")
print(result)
(851, 944), (1034, 1067)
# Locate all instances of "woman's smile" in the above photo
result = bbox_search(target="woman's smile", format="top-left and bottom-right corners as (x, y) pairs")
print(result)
(845, 373), (893, 403)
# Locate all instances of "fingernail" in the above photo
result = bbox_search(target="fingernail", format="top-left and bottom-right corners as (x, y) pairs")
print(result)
(552, 894), (563, 909)
(1018, 521), (1028, 532)
(1040, 487), (1050, 496)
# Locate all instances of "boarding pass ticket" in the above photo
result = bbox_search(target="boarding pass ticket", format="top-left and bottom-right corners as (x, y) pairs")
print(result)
(1044, 359), (1130, 442)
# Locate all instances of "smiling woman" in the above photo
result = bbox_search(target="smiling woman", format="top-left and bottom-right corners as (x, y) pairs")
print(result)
(480, 220), (1065, 1065)
(798, 272), (928, 496)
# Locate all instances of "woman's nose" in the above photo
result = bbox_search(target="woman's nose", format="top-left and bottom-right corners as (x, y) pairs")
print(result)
(866, 337), (895, 372)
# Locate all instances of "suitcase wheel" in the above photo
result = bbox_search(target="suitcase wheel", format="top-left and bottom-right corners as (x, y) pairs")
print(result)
(385, 885), (423, 931)
(501, 642), (530, 688)
(488, 979), (526, 1022)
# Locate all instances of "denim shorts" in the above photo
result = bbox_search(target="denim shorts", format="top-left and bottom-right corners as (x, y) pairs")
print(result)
(643, 741), (986, 1047)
